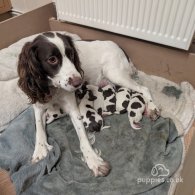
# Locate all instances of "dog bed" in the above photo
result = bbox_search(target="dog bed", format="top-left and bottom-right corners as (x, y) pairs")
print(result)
(0, 107), (183, 195)
(0, 32), (194, 195)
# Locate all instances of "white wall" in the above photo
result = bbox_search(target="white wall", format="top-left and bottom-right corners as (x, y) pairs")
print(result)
(11, 0), (52, 13)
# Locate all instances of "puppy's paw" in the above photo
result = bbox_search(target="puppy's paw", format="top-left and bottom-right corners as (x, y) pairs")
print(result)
(150, 108), (161, 121)
(147, 102), (161, 120)
(32, 143), (53, 163)
(131, 122), (141, 130)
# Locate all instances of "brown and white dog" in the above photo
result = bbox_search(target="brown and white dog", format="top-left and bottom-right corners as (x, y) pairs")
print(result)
(17, 32), (159, 177)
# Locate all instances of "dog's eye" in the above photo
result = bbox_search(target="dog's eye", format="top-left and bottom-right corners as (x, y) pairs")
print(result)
(47, 56), (58, 65)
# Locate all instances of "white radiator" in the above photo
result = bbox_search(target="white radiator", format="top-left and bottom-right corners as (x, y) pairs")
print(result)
(55, 0), (195, 50)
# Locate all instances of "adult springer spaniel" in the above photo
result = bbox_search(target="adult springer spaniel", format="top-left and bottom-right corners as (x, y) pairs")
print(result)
(17, 32), (159, 177)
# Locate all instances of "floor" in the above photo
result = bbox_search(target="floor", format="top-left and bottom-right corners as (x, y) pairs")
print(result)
(0, 170), (16, 195)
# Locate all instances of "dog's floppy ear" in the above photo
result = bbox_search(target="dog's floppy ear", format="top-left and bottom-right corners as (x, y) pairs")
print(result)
(57, 33), (84, 78)
(17, 41), (51, 104)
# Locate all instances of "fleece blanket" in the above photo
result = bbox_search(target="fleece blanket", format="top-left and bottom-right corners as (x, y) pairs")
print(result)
(0, 107), (183, 195)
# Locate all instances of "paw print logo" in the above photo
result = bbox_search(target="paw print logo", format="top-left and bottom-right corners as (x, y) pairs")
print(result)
(151, 164), (170, 177)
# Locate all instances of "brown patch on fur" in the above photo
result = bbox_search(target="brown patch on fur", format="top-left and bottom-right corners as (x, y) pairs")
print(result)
(17, 40), (52, 104)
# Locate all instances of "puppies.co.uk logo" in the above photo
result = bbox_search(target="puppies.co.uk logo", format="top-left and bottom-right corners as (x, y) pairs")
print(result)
(137, 163), (183, 185)
(151, 164), (170, 177)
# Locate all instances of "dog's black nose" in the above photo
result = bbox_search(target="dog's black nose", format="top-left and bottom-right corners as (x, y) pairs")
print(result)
(69, 76), (82, 88)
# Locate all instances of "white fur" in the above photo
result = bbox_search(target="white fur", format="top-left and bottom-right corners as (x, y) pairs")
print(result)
(79, 91), (95, 130)
(76, 40), (156, 104)
(32, 103), (53, 162)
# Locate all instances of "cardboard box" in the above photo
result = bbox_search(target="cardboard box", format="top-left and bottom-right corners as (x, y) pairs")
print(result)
(0, 0), (11, 14)
(0, 3), (56, 49)
(0, 3), (194, 195)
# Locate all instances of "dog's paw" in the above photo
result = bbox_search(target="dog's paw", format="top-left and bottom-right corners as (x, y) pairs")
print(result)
(84, 153), (111, 177)
(32, 143), (53, 163)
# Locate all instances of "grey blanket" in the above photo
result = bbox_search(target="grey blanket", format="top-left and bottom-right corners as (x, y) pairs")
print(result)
(0, 107), (183, 195)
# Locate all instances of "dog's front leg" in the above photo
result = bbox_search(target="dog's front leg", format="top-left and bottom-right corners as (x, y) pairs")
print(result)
(70, 110), (111, 176)
(65, 93), (111, 176)
(32, 104), (53, 163)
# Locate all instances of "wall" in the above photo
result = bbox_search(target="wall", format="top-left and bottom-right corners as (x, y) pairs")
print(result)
(10, 0), (52, 13)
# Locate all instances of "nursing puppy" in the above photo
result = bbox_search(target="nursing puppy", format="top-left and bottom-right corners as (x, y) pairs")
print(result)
(75, 83), (149, 132)
(87, 84), (116, 116)
(76, 83), (115, 132)
(115, 86), (147, 129)
(45, 104), (66, 124)
(79, 90), (105, 132)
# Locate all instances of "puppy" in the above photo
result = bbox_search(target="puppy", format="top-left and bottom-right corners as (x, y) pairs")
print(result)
(115, 87), (147, 129)
(79, 89), (104, 132)
(45, 104), (66, 124)
(76, 83), (149, 131)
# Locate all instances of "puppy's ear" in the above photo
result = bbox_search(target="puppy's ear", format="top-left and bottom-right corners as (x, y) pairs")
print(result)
(57, 33), (84, 78)
(17, 41), (51, 104)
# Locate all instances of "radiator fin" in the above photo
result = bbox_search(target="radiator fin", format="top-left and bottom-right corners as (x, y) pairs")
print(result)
(55, 0), (195, 50)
